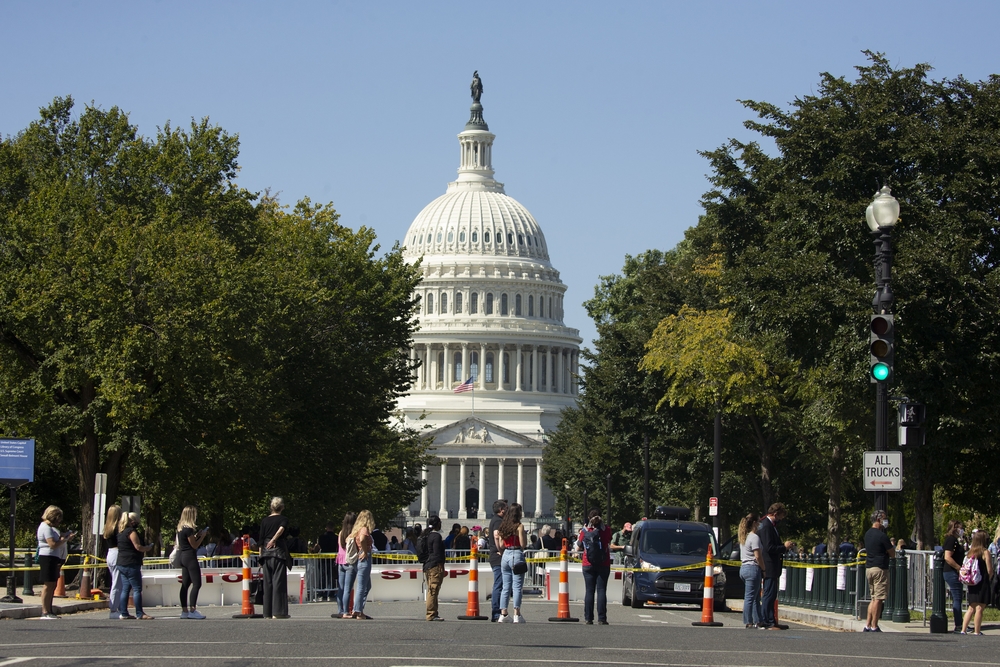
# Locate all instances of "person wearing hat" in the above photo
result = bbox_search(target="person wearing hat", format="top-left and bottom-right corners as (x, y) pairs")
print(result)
(610, 522), (633, 565)
(423, 515), (446, 621)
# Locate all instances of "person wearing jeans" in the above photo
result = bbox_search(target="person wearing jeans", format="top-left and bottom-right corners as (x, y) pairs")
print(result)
(942, 520), (966, 631)
(116, 511), (153, 619)
(333, 512), (356, 618)
(496, 502), (527, 623)
(738, 512), (764, 628)
(487, 500), (507, 622)
(757, 503), (787, 630)
(349, 510), (376, 619)
(578, 510), (612, 624)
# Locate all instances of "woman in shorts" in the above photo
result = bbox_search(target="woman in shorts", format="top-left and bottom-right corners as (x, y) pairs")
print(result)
(37, 506), (75, 620)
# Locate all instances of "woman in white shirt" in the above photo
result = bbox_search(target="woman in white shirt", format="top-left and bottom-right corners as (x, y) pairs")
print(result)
(36, 505), (76, 620)
(739, 512), (765, 628)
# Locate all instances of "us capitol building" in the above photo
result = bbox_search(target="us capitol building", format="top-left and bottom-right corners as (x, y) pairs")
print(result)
(397, 73), (581, 522)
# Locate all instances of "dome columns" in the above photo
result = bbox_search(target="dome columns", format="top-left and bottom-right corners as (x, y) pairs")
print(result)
(411, 341), (577, 394)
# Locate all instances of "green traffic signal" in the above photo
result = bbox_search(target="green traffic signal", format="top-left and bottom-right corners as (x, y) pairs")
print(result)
(869, 314), (894, 383)
(872, 362), (890, 381)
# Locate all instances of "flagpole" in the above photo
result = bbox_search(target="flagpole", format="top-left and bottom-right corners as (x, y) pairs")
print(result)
(472, 382), (475, 418)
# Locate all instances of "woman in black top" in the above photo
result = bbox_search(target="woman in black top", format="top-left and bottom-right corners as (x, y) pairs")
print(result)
(116, 512), (154, 619)
(176, 505), (209, 619)
(260, 496), (290, 619)
(942, 519), (966, 632)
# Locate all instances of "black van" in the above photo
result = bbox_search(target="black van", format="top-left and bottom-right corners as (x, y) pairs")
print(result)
(621, 518), (728, 611)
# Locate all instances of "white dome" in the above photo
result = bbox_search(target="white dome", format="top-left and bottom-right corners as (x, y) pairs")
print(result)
(403, 188), (550, 264)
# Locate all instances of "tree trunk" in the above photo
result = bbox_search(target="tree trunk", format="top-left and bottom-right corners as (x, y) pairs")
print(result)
(70, 380), (99, 558)
(825, 446), (843, 550)
(912, 456), (936, 549)
(747, 414), (775, 510)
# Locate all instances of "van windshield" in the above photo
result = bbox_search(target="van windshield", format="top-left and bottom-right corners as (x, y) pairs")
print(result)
(639, 529), (716, 556)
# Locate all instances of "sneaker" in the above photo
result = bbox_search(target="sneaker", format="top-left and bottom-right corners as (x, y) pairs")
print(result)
(512, 614), (525, 624)
(120, 614), (136, 620)
(187, 610), (206, 619)
(428, 616), (444, 621)
(598, 620), (609, 625)
(180, 611), (191, 619)
(862, 627), (872, 632)
(960, 631), (968, 635)
(40, 613), (59, 620)
(498, 614), (511, 623)
(872, 627), (882, 633)
(585, 620), (593, 625)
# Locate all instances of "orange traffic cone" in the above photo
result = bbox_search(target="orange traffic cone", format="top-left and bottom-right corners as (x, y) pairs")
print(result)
(233, 534), (263, 618)
(458, 541), (488, 620)
(54, 572), (67, 598)
(691, 544), (723, 627)
(548, 538), (579, 622)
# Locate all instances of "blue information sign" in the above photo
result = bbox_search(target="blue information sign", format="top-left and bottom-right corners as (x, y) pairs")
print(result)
(0, 438), (35, 486)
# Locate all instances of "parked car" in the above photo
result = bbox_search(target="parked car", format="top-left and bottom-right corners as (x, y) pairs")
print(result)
(621, 518), (728, 612)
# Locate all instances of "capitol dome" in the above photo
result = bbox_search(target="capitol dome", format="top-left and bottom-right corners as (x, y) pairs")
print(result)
(398, 75), (580, 522)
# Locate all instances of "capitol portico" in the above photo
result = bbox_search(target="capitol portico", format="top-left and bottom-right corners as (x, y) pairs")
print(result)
(397, 74), (581, 521)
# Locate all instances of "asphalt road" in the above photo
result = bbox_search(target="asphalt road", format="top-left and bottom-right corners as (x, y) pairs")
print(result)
(0, 599), (996, 666)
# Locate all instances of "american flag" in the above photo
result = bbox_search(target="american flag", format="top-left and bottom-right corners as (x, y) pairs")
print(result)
(453, 377), (475, 393)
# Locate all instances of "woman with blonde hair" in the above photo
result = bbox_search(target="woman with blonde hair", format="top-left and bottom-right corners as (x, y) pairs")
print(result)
(348, 510), (375, 619)
(176, 505), (209, 619)
(738, 512), (764, 628)
(260, 496), (290, 619)
(37, 505), (75, 619)
(103, 505), (123, 619)
(961, 530), (993, 634)
(117, 511), (154, 619)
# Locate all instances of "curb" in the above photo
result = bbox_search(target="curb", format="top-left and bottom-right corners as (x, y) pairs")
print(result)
(0, 599), (108, 620)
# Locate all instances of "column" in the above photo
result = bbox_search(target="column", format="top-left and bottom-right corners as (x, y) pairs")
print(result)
(424, 343), (432, 390)
(515, 344), (523, 391)
(461, 343), (469, 383)
(547, 348), (554, 392)
(409, 347), (417, 389)
(479, 342), (487, 390)
(429, 345), (438, 391)
(555, 347), (562, 393)
(439, 458), (449, 519)
(444, 343), (452, 389)
(516, 458), (525, 507)
(497, 344), (506, 391)
(534, 458), (543, 518)
(531, 346), (539, 392)
(478, 458), (487, 519)
(420, 466), (428, 517)
(459, 458), (467, 520)
(497, 458), (506, 502)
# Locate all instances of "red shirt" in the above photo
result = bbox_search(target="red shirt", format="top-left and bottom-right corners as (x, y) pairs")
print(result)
(579, 525), (612, 567)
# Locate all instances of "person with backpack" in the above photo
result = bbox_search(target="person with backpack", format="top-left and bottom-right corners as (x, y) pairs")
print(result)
(577, 509), (612, 625)
(960, 531), (993, 635)
(419, 515), (445, 621)
(495, 502), (528, 623)
(862, 509), (894, 632)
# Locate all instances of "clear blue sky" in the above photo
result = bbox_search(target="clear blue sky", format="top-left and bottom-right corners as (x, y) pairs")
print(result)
(3, 1), (997, 349)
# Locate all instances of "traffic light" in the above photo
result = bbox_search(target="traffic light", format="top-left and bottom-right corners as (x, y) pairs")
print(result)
(897, 401), (926, 447)
(870, 314), (894, 383)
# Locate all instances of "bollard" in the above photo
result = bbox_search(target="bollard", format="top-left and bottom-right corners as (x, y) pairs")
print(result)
(824, 553), (836, 613)
(21, 552), (34, 597)
(547, 538), (579, 622)
(794, 554), (805, 608)
(233, 534), (263, 619)
(845, 552), (858, 617)
(893, 552), (910, 623)
(834, 554), (845, 614)
(691, 544), (722, 627)
(882, 556), (895, 620)
(818, 554), (829, 611)
(457, 541), (487, 620)
(929, 550), (947, 633)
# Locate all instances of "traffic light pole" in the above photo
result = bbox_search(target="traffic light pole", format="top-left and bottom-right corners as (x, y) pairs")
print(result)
(872, 226), (893, 515)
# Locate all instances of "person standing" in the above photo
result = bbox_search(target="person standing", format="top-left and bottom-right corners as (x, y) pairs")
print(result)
(488, 499), (507, 622)
(496, 502), (527, 623)
(453, 526), (471, 552)
(578, 509), (612, 625)
(102, 505), (123, 620)
(423, 515), (445, 621)
(259, 497), (290, 619)
(942, 519), (966, 632)
(117, 511), (154, 619)
(350, 510), (375, 619)
(757, 502), (787, 630)
(739, 512), (764, 629)
(961, 531), (993, 635)
(333, 512), (357, 618)
(610, 522), (632, 563)
(37, 506), (75, 620)
(175, 505), (210, 619)
(862, 510), (895, 632)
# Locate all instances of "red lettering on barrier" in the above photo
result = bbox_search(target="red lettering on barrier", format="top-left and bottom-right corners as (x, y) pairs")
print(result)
(221, 573), (242, 583)
(614, 572), (622, 580)
(449, 570), (469, 579)
(381, 571), (402, 580)
(410, 570), (419, 579)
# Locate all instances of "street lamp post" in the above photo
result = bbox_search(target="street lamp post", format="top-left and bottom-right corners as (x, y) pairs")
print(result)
(866, 186), (900, 515)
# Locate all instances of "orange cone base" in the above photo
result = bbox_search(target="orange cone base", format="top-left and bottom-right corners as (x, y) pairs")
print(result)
(691, 620), (723, 626)
(548, 616), (580, 622)
(232, 612), (265, 619)
(457, 614), (488, 620)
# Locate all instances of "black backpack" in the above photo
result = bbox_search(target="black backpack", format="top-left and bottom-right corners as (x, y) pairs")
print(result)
(582, 528), (605, 566)
(416, 534), (429, 563)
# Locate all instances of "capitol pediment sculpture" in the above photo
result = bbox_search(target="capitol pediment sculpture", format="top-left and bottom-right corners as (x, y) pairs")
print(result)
(450, 423), (494, 444)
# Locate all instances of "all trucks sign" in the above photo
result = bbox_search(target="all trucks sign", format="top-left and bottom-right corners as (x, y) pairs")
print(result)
(863, 451), (902, 492)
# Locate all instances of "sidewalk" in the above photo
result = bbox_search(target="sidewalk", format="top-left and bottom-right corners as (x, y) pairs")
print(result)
(0, 593), (108, 620)
(728, 597), (932, 633)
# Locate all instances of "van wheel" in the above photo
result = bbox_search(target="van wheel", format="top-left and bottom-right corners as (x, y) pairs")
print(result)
(622, 582), (632, 606)
(629, 583), (643, 609)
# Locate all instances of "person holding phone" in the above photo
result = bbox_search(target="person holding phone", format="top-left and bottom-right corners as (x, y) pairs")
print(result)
(176, 505), (209, 619)
(117, 511), (154, 619)
(37, 505), (74, 619)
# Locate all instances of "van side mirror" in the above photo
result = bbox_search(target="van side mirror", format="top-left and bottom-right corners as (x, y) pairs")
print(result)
(624, 545), (633, 556)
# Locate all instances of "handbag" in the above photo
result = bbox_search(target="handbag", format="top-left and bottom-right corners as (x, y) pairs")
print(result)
(168, 533), (181, 567)
(512, 551), (528, 575)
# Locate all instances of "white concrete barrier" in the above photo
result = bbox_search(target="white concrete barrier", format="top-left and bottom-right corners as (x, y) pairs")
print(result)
(140, 568), (303, 607)
(364, 564), (496, 602)
(543, 563), (624, 602)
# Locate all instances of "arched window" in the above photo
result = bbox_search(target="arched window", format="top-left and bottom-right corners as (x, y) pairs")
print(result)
(527, 236), (532, 246)
(485, 353), (494, 382)
(486, 293), (494, 315)
(503, 353), (510, 384)
(501, 294), (508, 316)
(472, 231), (478, 243)
(471, 351), (479, 381)
(496, 232), (502, 244)
(484, 231), (491, 244)
(515, 294), (522, 316)
(440, 292), (448, 314)
(454, 352), (462, 381)
(447, 231), (454, 243)
(459, 230), (466, 242)
(426, 293), (434, 314)
(518, 234), (524, 245)
(437, 352), (444, 381)
(471, 292), (478, 314)
(507, 233), (514, 245)
(427, 233), (432, 243)
(528, 295), (534, 317)
(436, 232), (442, 243)
(455, 292), (463, 314)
